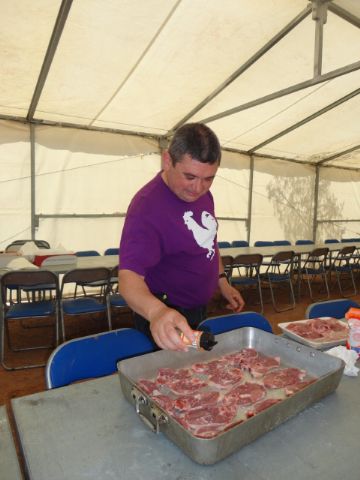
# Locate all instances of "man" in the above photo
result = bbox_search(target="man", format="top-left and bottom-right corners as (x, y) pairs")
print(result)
(119, 123), (244, 351)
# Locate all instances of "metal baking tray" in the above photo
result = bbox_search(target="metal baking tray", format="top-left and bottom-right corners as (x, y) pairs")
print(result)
(279, 317), (348, 350)
(117, 327), (344, 465)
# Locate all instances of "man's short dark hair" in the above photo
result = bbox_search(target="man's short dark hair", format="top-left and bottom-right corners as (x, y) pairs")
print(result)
(168, 123), (221, 165)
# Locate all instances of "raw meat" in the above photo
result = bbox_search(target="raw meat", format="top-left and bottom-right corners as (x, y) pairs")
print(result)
(263, 367), (307, 389)
(224, 382), (266, 406)
(286, 318), (348, 341)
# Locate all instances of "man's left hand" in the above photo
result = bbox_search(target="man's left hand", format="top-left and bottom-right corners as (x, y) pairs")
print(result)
(218, 277), (245, 312)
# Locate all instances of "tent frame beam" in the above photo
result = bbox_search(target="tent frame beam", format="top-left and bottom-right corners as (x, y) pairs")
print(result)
(27, 0), (73, 121)
(328, 2), (360, 29)
(198, 60), (360, 125)
(168, 5), (312, 135)
(247, 86), (360, 154)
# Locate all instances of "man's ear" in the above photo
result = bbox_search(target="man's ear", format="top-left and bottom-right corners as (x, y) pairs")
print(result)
(162, 150), (171, 171)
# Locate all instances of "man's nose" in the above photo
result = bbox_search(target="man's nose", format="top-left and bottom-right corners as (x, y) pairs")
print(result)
(193, 179), (203, 193)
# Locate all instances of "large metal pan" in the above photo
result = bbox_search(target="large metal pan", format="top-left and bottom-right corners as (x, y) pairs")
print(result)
(117, 327), (344, 465)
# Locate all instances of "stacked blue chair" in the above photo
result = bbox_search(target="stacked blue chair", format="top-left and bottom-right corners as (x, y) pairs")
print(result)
(104, 248), (119, 256)
(324, 239), (339, 244)
(218, 241), (231, 248)
(273, 240), (291, 246)
(46, 328), (155, 388)
(198, 312), (272, 335)
(254, 241), (274, 247)
(295, 240), (314, 245)
(231, 240), (249, 248)
(75, 250), (100, 257)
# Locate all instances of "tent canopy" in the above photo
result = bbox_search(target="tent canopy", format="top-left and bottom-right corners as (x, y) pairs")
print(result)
(1, 0), (360, 252)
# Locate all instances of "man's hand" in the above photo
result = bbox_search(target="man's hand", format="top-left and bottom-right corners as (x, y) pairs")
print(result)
(149, 304), (196, 351)
(218, 277), (245, 313)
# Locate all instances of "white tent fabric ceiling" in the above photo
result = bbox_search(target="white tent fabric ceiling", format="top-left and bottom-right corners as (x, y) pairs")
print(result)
(1, 0), (360, 252)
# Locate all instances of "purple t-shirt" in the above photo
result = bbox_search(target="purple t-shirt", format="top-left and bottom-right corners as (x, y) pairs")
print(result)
(119, 172), (219, 308)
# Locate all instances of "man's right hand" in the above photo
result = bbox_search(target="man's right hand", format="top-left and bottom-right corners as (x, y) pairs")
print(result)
(149, 305), (196, 352)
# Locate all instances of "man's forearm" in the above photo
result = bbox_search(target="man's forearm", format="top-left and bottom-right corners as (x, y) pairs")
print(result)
(118, 269), (168, 322)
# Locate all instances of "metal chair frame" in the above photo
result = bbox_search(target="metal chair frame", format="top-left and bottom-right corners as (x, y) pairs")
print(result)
(230, 254), (263, 313)
(260, 250), (296, 312)
(0, 269), (60, 370)
(298, 247), (330, 301)
(329, 245), (357, 297)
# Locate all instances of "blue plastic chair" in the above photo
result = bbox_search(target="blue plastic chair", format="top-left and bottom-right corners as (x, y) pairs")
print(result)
(104, 248), (119, 256)
(75, 250), (100, 257)
(295, 240), (314, 245)
(198, 312), (272, 335)
(305, 298), (359, 319)
(218, 241), (231, 248)
(231, 240), (249, 248)
(254, 241), (274, 247)
(107, 266), (129, 325)
(324, 239), (339, 244)
(45, 328), (155, 388)
(273, 240), (291, 246)
(341, 238), (360, 243)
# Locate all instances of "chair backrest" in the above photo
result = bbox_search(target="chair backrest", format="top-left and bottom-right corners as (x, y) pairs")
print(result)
(75, 250), (100, 257)
(295, 240), (314, 245)
(305, 298), (359, 319)
(104, 248), (119, 256)
(324, 238), (339, 244)
(45, 328), (155, 388)
(273, 240), (291, 246)
(1, 269), (59, 305)
(233, 253), (263, 269)
(231, 240), (249, 248)
(198, 312), (272, 335)
(61, 267), (110, 294)
(254, 241), (274, 247)
(218, 241), (231, 248)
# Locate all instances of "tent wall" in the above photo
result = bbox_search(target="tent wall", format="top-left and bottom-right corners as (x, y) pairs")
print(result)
(1, 119), (360, 253)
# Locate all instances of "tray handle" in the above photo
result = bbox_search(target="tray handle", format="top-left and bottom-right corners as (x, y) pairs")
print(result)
(131, 387), (169, 434)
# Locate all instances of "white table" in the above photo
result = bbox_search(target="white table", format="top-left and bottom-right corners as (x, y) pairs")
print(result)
(11, 367), (360, 480)
(39, 254), (119, 274)
(0, 405), (22, 479)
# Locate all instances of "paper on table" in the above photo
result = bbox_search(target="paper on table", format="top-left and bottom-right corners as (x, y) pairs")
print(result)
(325, 346), (359, 377)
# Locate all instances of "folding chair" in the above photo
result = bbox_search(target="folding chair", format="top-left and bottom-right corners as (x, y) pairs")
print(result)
(0, 269), (60, 370)
(298, 247), (330, 301)
(305, 298), (359, 319)
(230, 253), (263, 313)
(60, 267), (111, 341)
(273, 240), (291, 246)
(45, 328), (155, 388)
(295, 240), (314, 245)
(260, 250), (296, 312)
(329, 245), (357, 297)
(198, 312), (272, 335)
(221, 255), (233, 279)
(254, 241), (274, 247)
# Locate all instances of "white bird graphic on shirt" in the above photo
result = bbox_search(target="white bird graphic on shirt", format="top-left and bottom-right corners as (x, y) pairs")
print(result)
(183, 210), (217, 259)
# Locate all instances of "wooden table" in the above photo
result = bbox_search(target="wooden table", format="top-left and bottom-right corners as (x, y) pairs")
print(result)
(0, 405), (22, 479)
(11, 365), (360, 480)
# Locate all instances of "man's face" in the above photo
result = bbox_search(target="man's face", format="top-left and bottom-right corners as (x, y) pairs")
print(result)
(162, 152), (219, 203)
